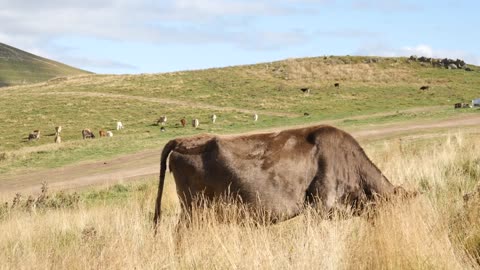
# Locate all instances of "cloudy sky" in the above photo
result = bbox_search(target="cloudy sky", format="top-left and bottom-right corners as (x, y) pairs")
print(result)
(1, 0), (478, 74)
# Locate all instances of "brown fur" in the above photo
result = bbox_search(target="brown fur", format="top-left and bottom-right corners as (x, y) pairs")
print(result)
(28, 130), (40, 141)
(180, 118), (186, 127)
(154, 125), (406, 228)
(99, 130), (106, 137)
(82, 129), (95, 139)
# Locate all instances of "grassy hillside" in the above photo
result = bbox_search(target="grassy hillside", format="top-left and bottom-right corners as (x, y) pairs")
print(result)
(0, 55), (479, 172)
(1, 131), (480, 268)
(0, 43), (90, 87)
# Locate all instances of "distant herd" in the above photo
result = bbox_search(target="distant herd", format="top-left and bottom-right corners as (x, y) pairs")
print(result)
(27, 121), (123, 143)
(26, 113), (260, 144)
(26, 80), (469, 145)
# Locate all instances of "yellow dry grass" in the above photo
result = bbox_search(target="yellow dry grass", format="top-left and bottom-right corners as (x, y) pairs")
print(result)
(1, 132), (480, 269)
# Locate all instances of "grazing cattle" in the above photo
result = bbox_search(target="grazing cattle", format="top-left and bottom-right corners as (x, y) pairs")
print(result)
(304, 112), (310, 116)
(106, 131), (113, 137)
(154, 125), (413, 228)
(454, 102), (471, 109)
(28, 130), (40, 141)
(116, 121), (124, 130)
(54, 135), (61, 144)
(161, 127), (166, 132)
(99, 130), (107, 137)
(82, 129), (95, 139)
(157, 116), (167, 126)
(180, 118), (187, 127)
(253, 113), (258, 122)
(419, 85), (429, 91)
(211, 114), (217, 123)
(334, 83), (340, 88)
(192, 119), (199, 128)
(55, 126), (62, 136)
(300, 88), (310, 94)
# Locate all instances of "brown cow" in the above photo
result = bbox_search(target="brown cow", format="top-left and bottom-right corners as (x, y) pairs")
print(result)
(334, 83), (340, 88)
(99, 130), (107, 137)
(82, 129), (95, 139)
(180, 118), (187, 127)
(28, 130), (40, 141)
(154, 125), (411, 228)
(419, 85), (429, 90)
(300, 88), (310, 94)
(454, 102), (471, 109)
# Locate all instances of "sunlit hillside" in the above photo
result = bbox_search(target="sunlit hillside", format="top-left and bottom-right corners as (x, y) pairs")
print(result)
(0, 43), (90, 87)
(0, 55), (479, 173)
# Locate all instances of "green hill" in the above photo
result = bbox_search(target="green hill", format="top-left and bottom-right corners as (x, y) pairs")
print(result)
(0, 55), (479, 172)
(0, 43), (90, 87)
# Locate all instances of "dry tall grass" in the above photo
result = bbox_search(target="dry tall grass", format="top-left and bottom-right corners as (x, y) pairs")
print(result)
(1, 133), (479, 269)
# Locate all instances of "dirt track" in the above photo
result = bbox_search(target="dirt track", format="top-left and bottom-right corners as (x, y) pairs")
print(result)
(1, 114), (479, 196)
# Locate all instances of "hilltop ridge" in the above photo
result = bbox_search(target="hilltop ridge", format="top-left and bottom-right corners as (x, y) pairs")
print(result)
(0, 43), (90, 87)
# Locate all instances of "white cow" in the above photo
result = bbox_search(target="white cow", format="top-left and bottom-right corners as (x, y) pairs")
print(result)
(116, 121), (124, 130)
(106, 131), (113, 137)
(55, 126), (62, 136)
(192, 118), (199, 128)
(157, 115), (167, 126)
(253, 113), (258, 122)
(211, 114), (217, 123)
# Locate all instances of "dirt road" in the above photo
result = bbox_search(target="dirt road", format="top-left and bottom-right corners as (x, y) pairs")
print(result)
(1, 114), (479, 196)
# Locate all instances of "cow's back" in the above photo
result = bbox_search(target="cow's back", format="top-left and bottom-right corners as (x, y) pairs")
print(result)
(169, 129), (319, 220)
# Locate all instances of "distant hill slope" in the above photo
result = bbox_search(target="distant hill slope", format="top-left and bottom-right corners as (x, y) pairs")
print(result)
(0, 54), (479, 173)
(0, 43), (90, 87)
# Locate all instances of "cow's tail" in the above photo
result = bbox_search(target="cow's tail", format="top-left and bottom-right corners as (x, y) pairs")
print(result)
(154, 139), (178, 233)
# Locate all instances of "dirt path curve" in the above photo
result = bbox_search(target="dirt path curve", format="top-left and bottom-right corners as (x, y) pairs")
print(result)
(1, 114), (479, 196)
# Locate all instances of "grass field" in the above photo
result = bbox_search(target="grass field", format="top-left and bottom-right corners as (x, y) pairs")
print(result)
(0, 56), (479, 173)
(1, 54), (480, 269)
(1, 130), (480, 269)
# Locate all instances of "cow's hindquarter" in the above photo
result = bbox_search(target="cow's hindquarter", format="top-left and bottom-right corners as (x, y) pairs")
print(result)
(170, 152), (217, 212)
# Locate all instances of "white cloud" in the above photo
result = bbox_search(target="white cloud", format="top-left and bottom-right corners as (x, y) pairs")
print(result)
(401, 44), (434, 57)
(59, 56), (138, 71)
(0, 0), (324, 64)
(315, 29), (383, 39)
(356, 43), (480, 65)
(352, 0), (422, 12)
(0, 0), (331, 71)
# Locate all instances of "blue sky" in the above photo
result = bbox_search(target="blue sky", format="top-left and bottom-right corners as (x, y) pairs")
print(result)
(1, 0), (478, 74)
